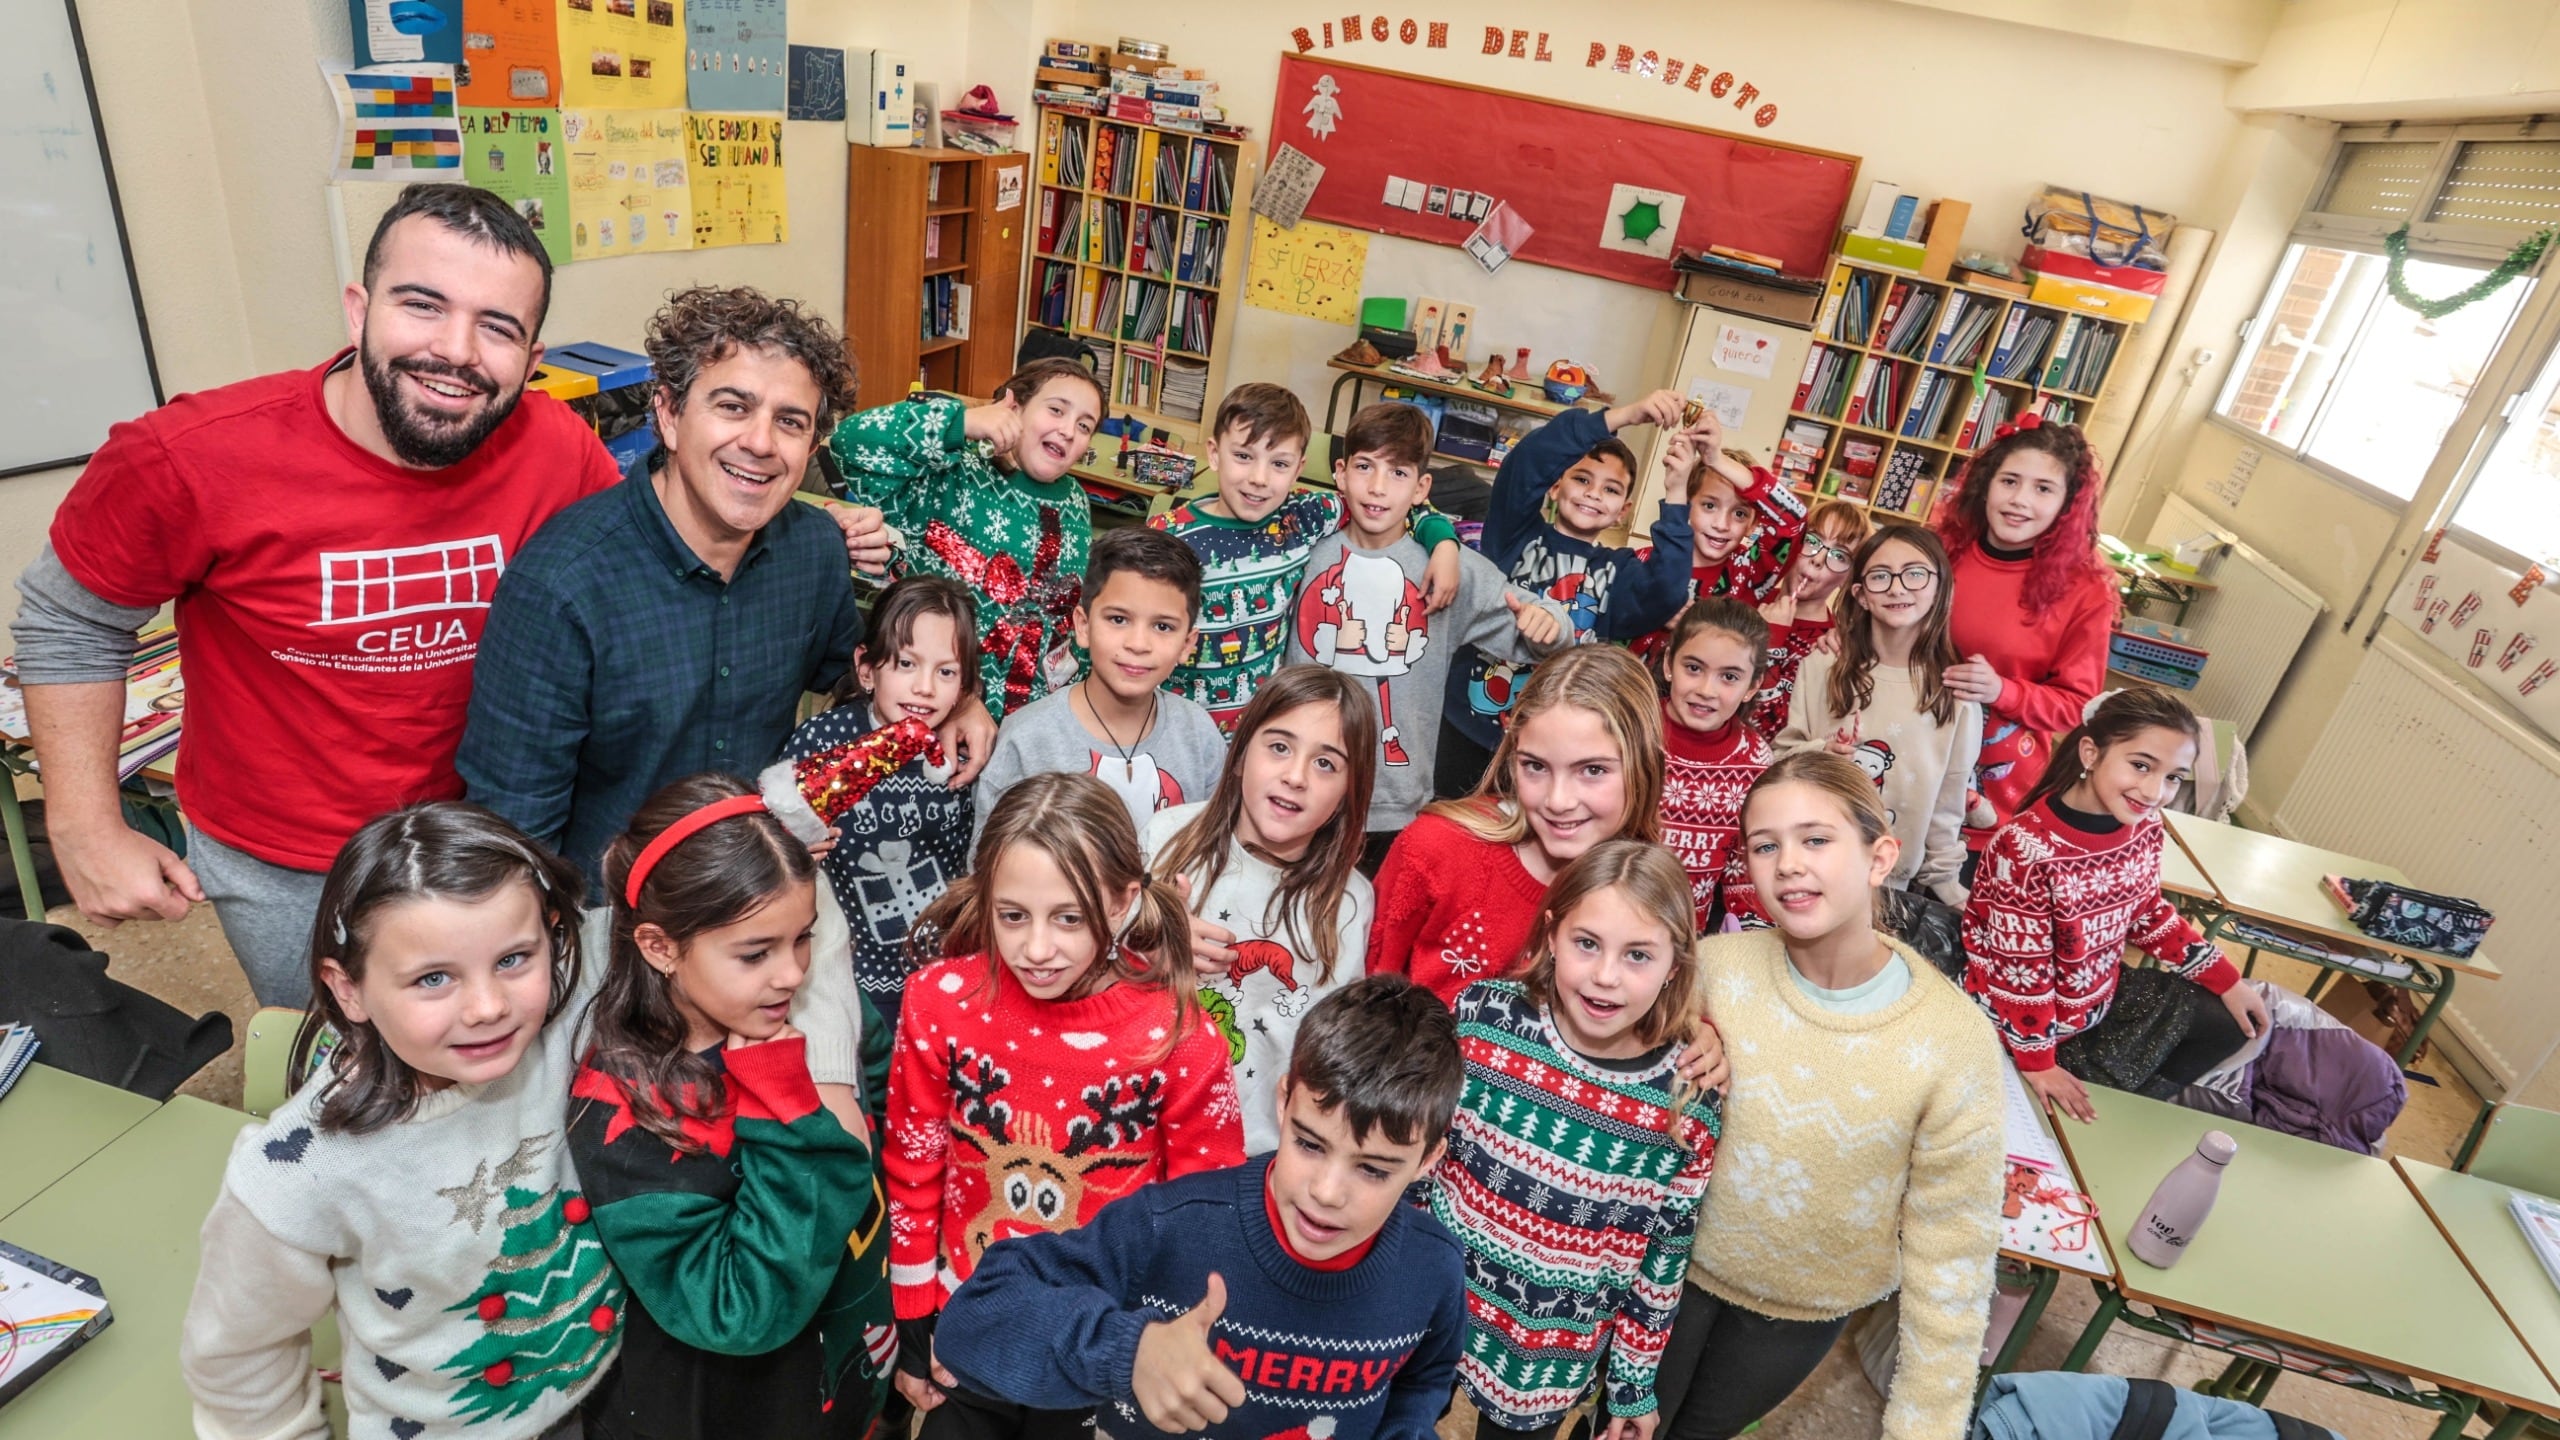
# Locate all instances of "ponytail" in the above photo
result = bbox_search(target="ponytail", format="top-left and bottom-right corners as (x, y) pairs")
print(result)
(2017, 688), (2203, 818)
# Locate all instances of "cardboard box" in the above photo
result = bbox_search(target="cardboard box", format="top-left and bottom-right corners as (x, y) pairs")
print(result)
(1953, 264), (2029, 298)
(2024, 270), (2158, 323)
(1675, 269), (1823, 327)
(1841, 231), (1925, 272)
(1918, 199), (1969, 282)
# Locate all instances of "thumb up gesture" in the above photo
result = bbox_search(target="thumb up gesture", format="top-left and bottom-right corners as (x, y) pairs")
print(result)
(1507, 590), (1564, 649)
(1133, 1274), (1247, 1433)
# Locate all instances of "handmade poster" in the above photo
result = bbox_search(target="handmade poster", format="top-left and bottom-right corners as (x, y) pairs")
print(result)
(1712, 323), (1778, 378)
(686, 0), (786, 112)
(326, 64), (464, 181)
(1599, 182), (1686, 260)
(0, 1243), (112, 1404)
(558, 0), (685, 108)
(1463, 199), (1531, 274)
(1687, 379), (1751, 429)
(460, 108), (573, 262)
(1243, 215), (1367, 324)
(994, 163), (1024, 212)
(563, 107), (693, 259)
(455, 0), (561, 106)
(686, 111), (787, 248)
(1249, 142), (1324, 228)
(351, 0), (463, 66)
(785, 44), (846, 120)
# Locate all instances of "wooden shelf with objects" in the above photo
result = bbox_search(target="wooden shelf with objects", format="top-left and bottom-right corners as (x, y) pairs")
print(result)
(1777, 256), (2134, 524)
(845, 146), (1028, 412)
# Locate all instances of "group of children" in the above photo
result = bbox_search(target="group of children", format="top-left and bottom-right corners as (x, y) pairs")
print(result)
(178, 354), (2259, 1440)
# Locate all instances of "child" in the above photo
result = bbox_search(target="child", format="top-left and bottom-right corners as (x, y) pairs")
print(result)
(1370, 644), (1663, 1008)
(1678, 413), (1807, 606)
(569, 773), (894, 1440)
(1962, 688), (2270, 1123)
(885, 771), (1247, 1432)
(1152, 382), (1464, 732)
(1746, 499), (1871, 735)
(1779, 525), (1981, 908)
(831, 358), (1104, 718)
(1438, 390), (1700, 799)
(1147, 664), (1379, 1153)
(928, 974), (1469, 1440)
(1285, 401), (1571, 867)
(782, 575), (979, 1032)
(974, 527), (1228, 839)
(1656, 599), (1776, 931)
(1435, 840), (1720, 1440)
(1661, 752), (2002, 1440)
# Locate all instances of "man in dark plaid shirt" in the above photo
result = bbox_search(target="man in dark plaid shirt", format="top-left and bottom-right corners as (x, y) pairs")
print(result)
(459, 286), (994, 885)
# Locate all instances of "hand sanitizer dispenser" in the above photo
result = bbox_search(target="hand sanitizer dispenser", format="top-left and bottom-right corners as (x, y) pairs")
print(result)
(852, 50), (913, 147)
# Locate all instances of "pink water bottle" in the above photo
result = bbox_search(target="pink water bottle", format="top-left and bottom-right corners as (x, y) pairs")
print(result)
(2128, 1130), (2237, 1268)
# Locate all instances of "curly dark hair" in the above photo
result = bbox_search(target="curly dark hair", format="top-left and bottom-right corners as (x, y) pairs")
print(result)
(643, 285), (859, 427)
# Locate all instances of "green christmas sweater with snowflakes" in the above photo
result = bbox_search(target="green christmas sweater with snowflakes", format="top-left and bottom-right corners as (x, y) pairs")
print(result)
(830, 394), (1093, 719)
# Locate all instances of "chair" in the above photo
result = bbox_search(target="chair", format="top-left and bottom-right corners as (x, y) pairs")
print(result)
(2460, 1101), (2560, 1195)
(241, 1007), (309, 1120)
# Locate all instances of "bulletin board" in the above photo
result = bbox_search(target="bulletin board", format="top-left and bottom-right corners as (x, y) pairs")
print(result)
(1267, 54), (1857, 288)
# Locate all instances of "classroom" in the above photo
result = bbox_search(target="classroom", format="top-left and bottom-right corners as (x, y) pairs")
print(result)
(1, 1), (2558, 1437)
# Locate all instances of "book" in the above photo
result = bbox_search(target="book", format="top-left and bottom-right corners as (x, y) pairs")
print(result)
(0, 1242), (112, 1405)
(1875, 447), (1931, 512)
(2513, 1192), (2560, 1295)
(0, 1022), (36, 1103)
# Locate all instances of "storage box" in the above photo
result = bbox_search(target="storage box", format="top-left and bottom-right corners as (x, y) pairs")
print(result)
(2023, 243), (2167, 297)
(1435, 397), (1501, 462)
(1918, 199), (1970, 282)
(2023, 270), (2157, 323)
(1840, 231), (1925, 272)
(1674, 268), (1823, 326)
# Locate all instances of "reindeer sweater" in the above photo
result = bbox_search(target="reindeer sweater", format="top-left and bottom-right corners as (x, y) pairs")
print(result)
(1367, 808), (1552, 1008)
(883, 955), (1247, 1329)
(1660, 708), (1772, 932)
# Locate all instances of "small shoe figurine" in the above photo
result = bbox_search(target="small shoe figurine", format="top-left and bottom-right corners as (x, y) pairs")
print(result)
(1513, 345), (1532, 379)
(1333, 337), (1385, 367)
(1408, 345), (1459, 380)
(1472, 353), (1511, 396)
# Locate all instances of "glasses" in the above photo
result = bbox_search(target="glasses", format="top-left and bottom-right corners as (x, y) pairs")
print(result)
(1802, 539), (1854, 572)
(1860, 564), (1940, 594)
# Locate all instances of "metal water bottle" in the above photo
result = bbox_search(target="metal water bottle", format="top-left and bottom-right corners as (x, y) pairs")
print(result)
(2128, 1130), (2237, 1268)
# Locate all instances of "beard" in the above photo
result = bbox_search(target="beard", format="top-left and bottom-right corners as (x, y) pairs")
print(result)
(359, 336), (522, 468)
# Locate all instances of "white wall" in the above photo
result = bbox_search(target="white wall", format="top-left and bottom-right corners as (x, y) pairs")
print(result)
(2231, 0), (2560, 120)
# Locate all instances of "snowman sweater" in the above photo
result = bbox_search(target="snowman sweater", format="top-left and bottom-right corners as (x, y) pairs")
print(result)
(1367, 808), (1550, 1008)
(830, 394), (1092, 719)
(1660, 709), (1773, 931)
(934, 1155), (1468, 1440)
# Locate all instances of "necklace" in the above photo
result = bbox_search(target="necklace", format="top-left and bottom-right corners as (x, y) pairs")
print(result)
(1080, 678), (1156, 766)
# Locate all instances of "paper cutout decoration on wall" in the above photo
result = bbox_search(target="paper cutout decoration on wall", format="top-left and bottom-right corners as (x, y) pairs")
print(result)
(685, 0), (786, 112)
(562, 107), (693, 260)
(2393, 534), (2560, 744)
(786, 44), (846, 120)
(1244, 216), (1368, 325)
(1303, 73), (1344, 140)
(688, 111), (788, 248)
(1599, 183), (1686, 259)
(1464, 200), (1530, 274)
(454, 0), (561, 106)
(327, 64), (464, 181)
(460, 107), (573, 262)
(352, 0), (464, 66)
(558, 0), (687, 109)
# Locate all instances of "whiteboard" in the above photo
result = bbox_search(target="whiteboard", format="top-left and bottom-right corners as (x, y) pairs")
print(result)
(0, 0), (159, 477)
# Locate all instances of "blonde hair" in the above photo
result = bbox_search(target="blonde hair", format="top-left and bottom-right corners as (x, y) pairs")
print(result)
(1426, 646), (1665, 847)
(1739, 750), (1893, 925)
(1517, 840), (1701, 1052)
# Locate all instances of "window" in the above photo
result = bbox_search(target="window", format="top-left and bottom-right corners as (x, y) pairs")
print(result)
(2456, 341), (2560, 567)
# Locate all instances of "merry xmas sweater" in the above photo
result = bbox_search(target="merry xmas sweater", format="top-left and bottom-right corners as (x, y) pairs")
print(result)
(1367, 808), (1552, 1007)
(934, 1155), (1467, 1440)
(1431, 980), (1719, 1430)
(1660, 708), (1773, 931)
(1942, 542), (2118, 846)
(883, 955), (1247, 1326)
(1960, 799), (2239, 1072)
(1777, 653), (1983, 907)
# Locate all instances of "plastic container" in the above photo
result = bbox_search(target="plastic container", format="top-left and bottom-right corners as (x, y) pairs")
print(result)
(2128, 1130), (2237, 1268)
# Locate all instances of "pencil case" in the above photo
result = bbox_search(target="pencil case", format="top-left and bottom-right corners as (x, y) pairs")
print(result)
(2339, 877), (2492, 959)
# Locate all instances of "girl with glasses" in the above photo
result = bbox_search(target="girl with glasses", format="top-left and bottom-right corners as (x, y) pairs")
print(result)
(1745, 500), (1871, 735)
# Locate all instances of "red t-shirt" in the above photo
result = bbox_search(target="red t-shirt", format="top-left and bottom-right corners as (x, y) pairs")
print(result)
(1944, 542), (2118, 847)
(48, 352), (620, 869)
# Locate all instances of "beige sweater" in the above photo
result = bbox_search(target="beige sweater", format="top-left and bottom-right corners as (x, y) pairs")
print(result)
(1687, 929), (2004, 1440)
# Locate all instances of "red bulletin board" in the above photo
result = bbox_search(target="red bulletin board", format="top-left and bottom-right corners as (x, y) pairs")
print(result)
(1269, 54), (1859, 287)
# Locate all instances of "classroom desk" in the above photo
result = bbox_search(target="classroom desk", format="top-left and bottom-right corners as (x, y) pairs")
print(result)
(2158, 825), (2219, 907)
(2053, 1088), (2560, 1438)
(1320, 357), (1604, 458)
(2396, 1158), (2560, 1437)
(2108, 556), (2217, 626)
(0, 1063), (158, 1217)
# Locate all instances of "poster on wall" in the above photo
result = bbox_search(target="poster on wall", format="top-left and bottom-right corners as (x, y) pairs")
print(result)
(687, 112), (787, 248)
(558, 0), (686, 108)
(460, 108), (573, 262)
(326, 64), (464, 181)
(455, 0), (562, 107)
(686, 0), (787, 111)
(563, 108), (693, 260)
(1243, 215), (1368, 324)
(351, 0), (464, 67)
(2390, 531), (2560, 743)
(785, 44), (846, 120)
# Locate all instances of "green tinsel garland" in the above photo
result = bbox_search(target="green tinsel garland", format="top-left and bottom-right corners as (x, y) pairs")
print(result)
(2383, 224), (2554, 320)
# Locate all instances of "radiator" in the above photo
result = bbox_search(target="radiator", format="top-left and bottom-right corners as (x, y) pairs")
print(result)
(2140, 493), (2326, 738)
(2275, 631), (2559, 1095)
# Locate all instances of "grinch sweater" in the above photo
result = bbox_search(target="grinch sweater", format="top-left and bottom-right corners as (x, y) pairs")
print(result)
(883, 955), (1247, 1328)
(1960, 799), (2239, 1072)
(1431, 980), (1719, 1430)
(1943, 542), (2118, 848)
(1660, 707), (1773, 931)
(934, 1155), (1467, 1440)
(1153, 490), (1460, 732)
(1143, 802), (1374, 1154)
(1778, 653), (1983, 907)
(830, 394), (1092, 719)
(1690, 930), (2003, 1440)
(1367, 807), (1550, 1008)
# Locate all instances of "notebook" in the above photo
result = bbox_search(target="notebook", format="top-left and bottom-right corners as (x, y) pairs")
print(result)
(0, 1242), (113, 1404)
(2512, 1192), (2560, 1294)
(0, 1024), (37, 1104)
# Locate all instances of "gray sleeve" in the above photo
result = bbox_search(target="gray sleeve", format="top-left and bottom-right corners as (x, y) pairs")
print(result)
(1454, 547), (1571, 666)
(10, 543), (156, 684)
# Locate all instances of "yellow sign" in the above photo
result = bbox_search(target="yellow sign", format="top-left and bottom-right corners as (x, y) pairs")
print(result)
(563, 108), (693, 261)
(1244, 216), (1369, 326)
(687, 112), (788, 249)
(558, 0), (687, 109)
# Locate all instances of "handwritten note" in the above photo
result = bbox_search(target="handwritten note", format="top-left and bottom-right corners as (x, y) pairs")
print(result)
(1244, 216), (1369, 325)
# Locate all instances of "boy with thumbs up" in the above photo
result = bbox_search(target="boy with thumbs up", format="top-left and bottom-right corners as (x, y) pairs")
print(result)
(931, 975), (1470, 1440)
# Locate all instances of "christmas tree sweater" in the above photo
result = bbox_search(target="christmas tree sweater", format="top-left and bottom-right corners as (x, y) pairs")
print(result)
(1153, 490), (1461, 732)
(1960, 798), (2239, 1072)
(1747, 612), (1834, 737)
(830, 394), (1092, 719)
(883, 955), (1247, 1330)
(1367, 807), (1550, 1008)
(567, 1036), (892, 1440)
(1431, 980), (1720, 1430)
(934, 1155), (1468, 1440)
(1660, 707), (1773, 932)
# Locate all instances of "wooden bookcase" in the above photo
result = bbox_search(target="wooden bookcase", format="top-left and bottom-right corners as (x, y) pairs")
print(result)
(1024, 105), (1255, 434)
(1776, 256), (2136, 522)
(844, 146), (1027, 412)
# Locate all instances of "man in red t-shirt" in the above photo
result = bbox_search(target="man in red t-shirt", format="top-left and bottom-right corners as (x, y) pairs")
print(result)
(11, 187), (620, 1006)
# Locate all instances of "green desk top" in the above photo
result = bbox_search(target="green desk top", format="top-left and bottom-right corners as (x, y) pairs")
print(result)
(2055, 1087), (2560, 1413)
(2162, 812), (2501, 980)
(2397, 1159), (2560, 1400)
(2159, 827), (2218, 903)
(0, 1064), (159, 1219)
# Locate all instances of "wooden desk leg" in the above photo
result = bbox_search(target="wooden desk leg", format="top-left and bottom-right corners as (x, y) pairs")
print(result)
(2422, 1393), (2481, 1440)
(2058, 1284), (2123, 1372)
(2402, 969), (2455, 1068)
(1, 774), (44, 923)
(1986, 1264), (2056, 1375)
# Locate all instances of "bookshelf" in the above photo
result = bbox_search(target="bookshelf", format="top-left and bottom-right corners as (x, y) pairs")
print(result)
(1774, 257), (2135, 523)
(1026, 105), (1255, 432)
(845, 146), (1027, 412)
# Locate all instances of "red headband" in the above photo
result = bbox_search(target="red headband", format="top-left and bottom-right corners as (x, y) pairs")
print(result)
(1992, 412), (2047, 442)
(624, 794), (769, 907)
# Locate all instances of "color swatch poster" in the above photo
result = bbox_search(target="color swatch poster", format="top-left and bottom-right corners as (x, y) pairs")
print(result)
(685, 0), (786, 112)
(686, 112), (787, 248)
(562, 108), (693, 260)
(557, 0), (685, 108)
(327, 63), (463, 181)
(460, 109), (573, 263)
(1243, 215), (1368, 325)
(455, 0), (562, 106)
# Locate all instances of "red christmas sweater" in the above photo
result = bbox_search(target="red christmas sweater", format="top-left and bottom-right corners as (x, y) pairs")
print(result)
(1945, 543), (2119, 849)
(1659, 705), (1771, 930)
(883, 954), (1245, 1320)
(1368, 808), (1552, 1007)
(1747, 613), (1833, 737)
(1633, 465), (1805, 665)
(1960, 799), (2239, 1071)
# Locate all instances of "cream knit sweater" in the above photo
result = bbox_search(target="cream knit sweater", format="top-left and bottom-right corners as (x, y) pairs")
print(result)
(1687, 928), (2003, 1440)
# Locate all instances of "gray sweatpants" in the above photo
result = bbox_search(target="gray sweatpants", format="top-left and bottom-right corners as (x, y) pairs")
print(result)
(187, 825), (327, 1009)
